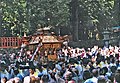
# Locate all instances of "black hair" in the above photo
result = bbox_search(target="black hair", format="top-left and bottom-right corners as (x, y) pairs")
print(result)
(99, 67), (108, 75)
(115, 70), (120, 83)
(106, 57), (110, 64)
(92, 69), (99, 77)
(82, 58), (89, 67)
(98, 76), (106, 83)
(50, 72), (56, 81)
(115, 54), (119, 60)
(83, 70), (92, 80)
(14, 69), (19, 75)
(110, 66), (117, 73)
(41, 75), (49, 82)
(2, 77), (8, 82)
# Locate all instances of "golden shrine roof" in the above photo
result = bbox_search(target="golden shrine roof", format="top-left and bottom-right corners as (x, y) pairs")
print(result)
(42, 36), (59, 43)
(29, 35), (61, 45)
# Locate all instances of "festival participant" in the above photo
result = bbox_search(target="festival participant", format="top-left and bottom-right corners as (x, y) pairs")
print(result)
(64, 71), (75, 83)
(40, 75), (50, 83)
(55, 71), (65, 83)
(29, 68), (36, 76)
(14, 77), (21, 83)
(0, 62), (13, 80)
(0, 45), (120, 83)
(114, 68), (120, 83)
(23, 76), (30, 83)
(97, 75), (107, 83)
(84, 69), (98, 83)
(14, 68), (24, 81)
(1, 77), (7, 83)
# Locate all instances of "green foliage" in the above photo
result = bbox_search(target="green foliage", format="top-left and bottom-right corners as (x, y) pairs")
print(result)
(77, 0), (116, 40)
(1, 0), (70, 36)
(0, 0), (119, 41)
(1, 0), (27, 37)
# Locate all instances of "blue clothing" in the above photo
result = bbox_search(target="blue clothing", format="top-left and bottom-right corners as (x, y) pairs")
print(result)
(17, 73), (24, 81)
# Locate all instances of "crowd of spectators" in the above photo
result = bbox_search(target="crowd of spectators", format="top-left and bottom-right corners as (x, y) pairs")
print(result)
(0, 45), (120, 83)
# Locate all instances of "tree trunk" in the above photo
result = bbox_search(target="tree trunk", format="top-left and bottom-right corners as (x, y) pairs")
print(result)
(70, 0), (79, 42)
(114, 0), (120, 26)
(118, 0), (120, 25)
(0, 9), (2, 37)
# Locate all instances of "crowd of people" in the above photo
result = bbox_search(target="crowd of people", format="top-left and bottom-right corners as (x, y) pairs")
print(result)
(0, 45), (120, 83)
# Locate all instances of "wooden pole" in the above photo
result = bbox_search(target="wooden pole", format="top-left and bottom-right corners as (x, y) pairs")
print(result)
(31, 42), (42, 61)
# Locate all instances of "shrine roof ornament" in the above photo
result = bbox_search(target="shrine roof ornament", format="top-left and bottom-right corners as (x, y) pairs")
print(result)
(37, 26), (52, 32)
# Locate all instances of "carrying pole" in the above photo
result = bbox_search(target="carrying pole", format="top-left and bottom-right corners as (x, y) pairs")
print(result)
(31, 42), (42, 61)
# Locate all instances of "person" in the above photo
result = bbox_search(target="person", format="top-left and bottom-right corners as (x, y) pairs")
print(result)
(40, 75), (50, 83)
(48, 72), (57, 83)
(30, 76), (36, 83)
(114, 68), (120, 83)
(97, 75), (107, 83)
(1, 77), (7, 83)
(1, 64), (13, 80)
(29, 68), (36, 76)
(64, 71), (75, 83)
(14, 68), (24, 81)
(84, 69), (98, 83)
(83, 70), (92, 82)
(14, 77), (21, 83)
(23, 76), (30, 83)
(55, 71), (65, 83)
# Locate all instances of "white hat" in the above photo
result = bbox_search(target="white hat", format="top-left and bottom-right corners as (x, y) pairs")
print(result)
(117, 66), (120, 70)
(14, 77), (20, 83)
(64, 71), (72, 77)
(23, 76), (30, 83)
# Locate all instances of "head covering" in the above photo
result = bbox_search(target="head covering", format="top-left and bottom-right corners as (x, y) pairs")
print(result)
(68, 80), (75, 83)
(14, 77), (20, 83)
(23, 76), (30, 83)
(117, 66), (120, 70)
(6, 78), (14, 83)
